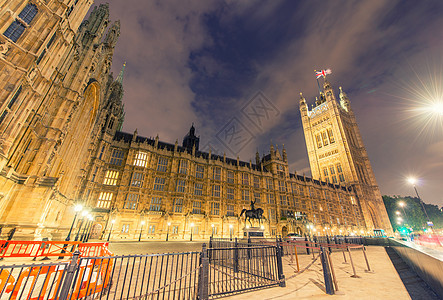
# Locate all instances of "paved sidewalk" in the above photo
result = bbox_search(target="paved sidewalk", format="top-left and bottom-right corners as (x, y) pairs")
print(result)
(225, 246), (411, 300)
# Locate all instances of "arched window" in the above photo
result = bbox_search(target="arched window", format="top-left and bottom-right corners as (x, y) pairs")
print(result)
(3, 21), (26, 42)
(3, 4), (38, 43)
(18, 4), (38, 24)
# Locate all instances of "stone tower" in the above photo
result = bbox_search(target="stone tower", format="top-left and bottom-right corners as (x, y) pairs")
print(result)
(0, 1), (121, 240)
(300, 80), (392, 234)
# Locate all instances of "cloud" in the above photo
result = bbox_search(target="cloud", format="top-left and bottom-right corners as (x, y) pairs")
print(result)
(93, 0), (443, 206)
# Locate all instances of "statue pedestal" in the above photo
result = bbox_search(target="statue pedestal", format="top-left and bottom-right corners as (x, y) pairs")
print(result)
(243, 227), (264, 239)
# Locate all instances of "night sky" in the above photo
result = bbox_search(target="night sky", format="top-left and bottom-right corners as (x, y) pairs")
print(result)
(93, 1), (443, 206)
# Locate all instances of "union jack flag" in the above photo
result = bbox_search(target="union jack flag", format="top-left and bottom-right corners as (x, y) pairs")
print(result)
(315, 69), (332, 79)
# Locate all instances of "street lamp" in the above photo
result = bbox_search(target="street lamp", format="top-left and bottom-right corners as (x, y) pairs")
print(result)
(107, 219), (115, 241)
(407, 177), (431, 226)
(83, 215), (94, 242)
(166, 222), (171, 241)
(395, 211), (401, 215)
(139, 221), (145, 242)
(211, 224), (215, 238)
(66, 204), (83, 241)
(75, 210), (89, 241)
(190, 223), (194, 241)
(229, 224), (233, 241)
(398, 201), (409, 223)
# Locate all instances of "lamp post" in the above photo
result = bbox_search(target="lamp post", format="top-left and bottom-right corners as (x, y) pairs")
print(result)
(190, 223), (194, 241)
(75, 210), (89, 241)
(229, 224), (233, 241)
(166, 222), (171, 241)
(83, 215), (94, 242)
(66, 204), (83, 241)
(211, 224), (214, 238)
(107, 219), (115, 241)
(139, 221), (145, 242)
(407, 177), (431, 226)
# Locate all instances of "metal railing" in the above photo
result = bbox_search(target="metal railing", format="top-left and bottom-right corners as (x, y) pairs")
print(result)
(0, 241), (287, 299)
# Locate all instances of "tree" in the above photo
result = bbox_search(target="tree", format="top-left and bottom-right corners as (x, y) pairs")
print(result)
(382, 195), (443, 232)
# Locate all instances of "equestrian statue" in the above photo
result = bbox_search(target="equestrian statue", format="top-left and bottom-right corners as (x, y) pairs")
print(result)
(240, 200), (264, 227)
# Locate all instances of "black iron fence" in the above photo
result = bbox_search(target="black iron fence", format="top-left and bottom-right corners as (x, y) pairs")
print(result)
(206, 241), (284, 297)
(0, 242), (284, 299)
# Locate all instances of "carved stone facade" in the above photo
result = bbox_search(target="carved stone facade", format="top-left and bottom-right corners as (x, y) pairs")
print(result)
(0, 1), (120, 240)
(300, 81), (393, 235)
(0, 1), (391, 241)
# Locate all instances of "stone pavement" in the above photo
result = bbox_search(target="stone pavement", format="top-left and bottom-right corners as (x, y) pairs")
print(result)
(0, 241), (426, 299)
(225, 246), (411, 300)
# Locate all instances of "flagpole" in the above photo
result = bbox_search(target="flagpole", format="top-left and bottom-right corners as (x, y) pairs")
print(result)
(314, 70), (322, 94)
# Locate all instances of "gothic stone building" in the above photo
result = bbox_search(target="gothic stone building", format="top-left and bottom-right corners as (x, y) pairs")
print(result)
(0, 1), (392, 241)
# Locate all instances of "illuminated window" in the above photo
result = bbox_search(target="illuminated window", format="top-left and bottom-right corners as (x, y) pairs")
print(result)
(153, 177), (166, 191)
(148, 225), (155, 234)
(178, 160), (188, 174)
(267, 193), (275, 204)
(350, 196), (356, 205)
(125, 194), (139, 210)
(328, 129), (335, 143)
(242, 173), (249, 185)
(213, 167), (221, 180)
(172, 226), (179, 234)
(173, 198), (183, 213)
(227, 171), (234, 184)
(194, 183), (203, 196)
(266, 178), (273, 190)
(280, 195), (288, 206)
(121, 224), (129, 233)
(97, 192), (113, 209)
(242, 190), (249, 201)
(268, 209), (276, 221)
(227, 204), (235, 216)
(279, 181), (285, 192)
(227, 188), (234, 200)
(322, 131), (329, 146)
(211, 202), (220, 215)
(131, 172), (144, 187)
(254, 192), (261, 203)
(157, 157), (168, 172)
(176, 179), (186, 193)
(316, 134), (322, 148)
(323, 168), (328, 177)
(212, 185), (220, 197)
(133, 151), (148, 167)
(110, 149), (124, 166)
(103, 170), (119, 185)
(196, 165), (204, 178)
(253, 176), (260, 188)
(150, 197), (162, 211)
(192, 201), (202, 214)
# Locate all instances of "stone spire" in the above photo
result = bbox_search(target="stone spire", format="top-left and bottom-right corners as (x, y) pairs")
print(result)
(339, 86), (351, 112)
(282, 144), (287, 162)
(116, 62), (126, 85)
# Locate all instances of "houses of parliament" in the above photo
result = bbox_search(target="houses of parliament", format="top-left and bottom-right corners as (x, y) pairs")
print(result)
(0, 1), (392, 241)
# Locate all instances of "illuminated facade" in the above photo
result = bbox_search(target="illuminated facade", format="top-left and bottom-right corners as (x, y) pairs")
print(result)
(300, 81), (393, 234)
(0, 1), (391, 241)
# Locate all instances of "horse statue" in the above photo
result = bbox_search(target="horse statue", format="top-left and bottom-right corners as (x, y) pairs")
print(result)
(240, 208), (264, 227)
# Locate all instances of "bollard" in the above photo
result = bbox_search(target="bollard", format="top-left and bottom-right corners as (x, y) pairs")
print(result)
(327, 251), (338, 291)
(276, 241), (286, 287)
(347, 246), (360, 278)
(320, 246), (334, 295)
(362, 246), (371, 272)
(294, 245), (300, 272)
(198, 244), (209, 300)
(305, 234), (310, 255)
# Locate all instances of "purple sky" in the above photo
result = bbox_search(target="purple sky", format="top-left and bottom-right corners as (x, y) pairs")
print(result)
(94, 0), (443, 207)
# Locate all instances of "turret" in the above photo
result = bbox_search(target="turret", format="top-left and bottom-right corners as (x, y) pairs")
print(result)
(182, 124), (200, 153)
(339, 86), (351, 112)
